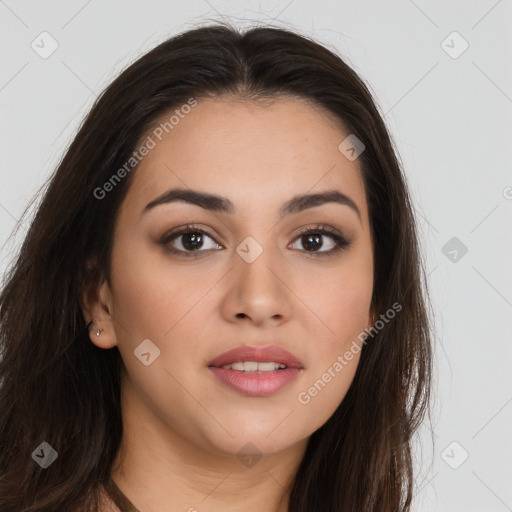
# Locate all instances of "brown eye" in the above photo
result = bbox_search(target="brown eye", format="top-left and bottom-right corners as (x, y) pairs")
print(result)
(289, 225), (350, 256)
(160, 225), (223, 257)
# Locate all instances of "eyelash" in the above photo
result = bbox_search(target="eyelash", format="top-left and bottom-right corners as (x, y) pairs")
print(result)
(159, 223), (350, 258)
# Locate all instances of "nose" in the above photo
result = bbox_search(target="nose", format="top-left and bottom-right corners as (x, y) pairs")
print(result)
(220, 241), (293, 327)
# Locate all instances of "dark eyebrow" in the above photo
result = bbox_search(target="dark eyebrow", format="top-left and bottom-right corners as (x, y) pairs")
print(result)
(142, 188), (361, 222)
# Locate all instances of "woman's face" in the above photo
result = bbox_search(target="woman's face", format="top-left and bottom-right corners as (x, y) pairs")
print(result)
(89, 96), (374, 460)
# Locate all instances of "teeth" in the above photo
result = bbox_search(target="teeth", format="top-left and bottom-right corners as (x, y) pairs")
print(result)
(221, 361), (287, 371)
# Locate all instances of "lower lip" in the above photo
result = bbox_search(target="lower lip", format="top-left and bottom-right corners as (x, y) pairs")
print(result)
(208, 367), (302, 397)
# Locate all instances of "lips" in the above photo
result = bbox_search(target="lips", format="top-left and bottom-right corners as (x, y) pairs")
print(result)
(207, 345), (304, 369)
(207, 345), (304, 397)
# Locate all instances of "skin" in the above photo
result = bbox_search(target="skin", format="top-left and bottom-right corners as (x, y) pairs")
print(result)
(82, 95), (375, 512)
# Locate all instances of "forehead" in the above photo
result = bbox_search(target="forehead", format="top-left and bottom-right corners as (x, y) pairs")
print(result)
(123, 96), (368, 221)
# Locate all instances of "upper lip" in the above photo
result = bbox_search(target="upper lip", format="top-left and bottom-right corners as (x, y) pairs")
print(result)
(208, 345), (303, 369)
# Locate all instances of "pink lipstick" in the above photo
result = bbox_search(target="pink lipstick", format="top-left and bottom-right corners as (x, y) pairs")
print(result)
(207, 345), (303, 397)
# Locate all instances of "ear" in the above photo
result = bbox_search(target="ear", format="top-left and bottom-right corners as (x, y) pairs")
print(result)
(80, 272), (118, 350)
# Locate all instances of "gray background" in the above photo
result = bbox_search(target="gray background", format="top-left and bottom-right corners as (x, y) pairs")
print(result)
(1, 1), (511, 510)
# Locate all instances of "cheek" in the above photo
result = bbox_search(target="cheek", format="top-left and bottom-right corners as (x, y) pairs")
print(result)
(108, 238), (227, 401)
(108, 242), (210, 412)
(295, 253), (373, 345)
(322, 277), (373, 341)
(293, 251), (372, 408)
(293, 273), (370, 428)
(109, 234), (212, 341)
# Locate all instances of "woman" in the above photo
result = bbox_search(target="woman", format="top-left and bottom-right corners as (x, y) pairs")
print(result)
(0, 22), (433, 512)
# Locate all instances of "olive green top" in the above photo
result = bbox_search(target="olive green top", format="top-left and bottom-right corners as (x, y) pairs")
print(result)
(103, 477), (140, 512)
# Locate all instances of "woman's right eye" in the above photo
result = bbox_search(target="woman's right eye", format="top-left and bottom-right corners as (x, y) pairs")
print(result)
(159, 225), (223, 257)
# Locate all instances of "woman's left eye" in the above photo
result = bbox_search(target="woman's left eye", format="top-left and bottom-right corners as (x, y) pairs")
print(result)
(289, 225), (350, 256)
(160, 224), (350, 258)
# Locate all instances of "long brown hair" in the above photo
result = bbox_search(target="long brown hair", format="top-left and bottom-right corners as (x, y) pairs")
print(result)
(0, 22), (433, 511)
